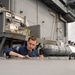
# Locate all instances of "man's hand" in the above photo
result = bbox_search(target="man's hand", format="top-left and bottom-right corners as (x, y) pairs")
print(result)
(17, 54), (25, 58)
(22, 55), (31, 59)
(39, 55), (44, 59)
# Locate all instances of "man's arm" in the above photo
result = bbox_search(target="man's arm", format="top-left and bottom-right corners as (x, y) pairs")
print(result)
(3, 46), (25, 58)
(9, 51), (25, 58)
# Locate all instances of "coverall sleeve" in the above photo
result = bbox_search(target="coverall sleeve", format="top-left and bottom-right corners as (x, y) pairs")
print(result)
(3, 46), (20, 56)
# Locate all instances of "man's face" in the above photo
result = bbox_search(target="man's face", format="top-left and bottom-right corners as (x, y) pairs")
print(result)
(27, 39), (37, 51)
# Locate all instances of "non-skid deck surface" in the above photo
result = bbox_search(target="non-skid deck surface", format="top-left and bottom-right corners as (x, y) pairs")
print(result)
(0, 57), (75, 75)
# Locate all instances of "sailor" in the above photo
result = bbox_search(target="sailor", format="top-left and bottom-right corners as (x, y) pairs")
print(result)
(3, 36), (44, 59)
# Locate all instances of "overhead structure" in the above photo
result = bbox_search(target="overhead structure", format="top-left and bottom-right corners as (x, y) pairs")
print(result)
(41, 0), (75, 22)
(67, 0), (75, 9)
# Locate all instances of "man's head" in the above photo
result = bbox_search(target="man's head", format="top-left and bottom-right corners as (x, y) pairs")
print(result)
(27, 36), (37, 52)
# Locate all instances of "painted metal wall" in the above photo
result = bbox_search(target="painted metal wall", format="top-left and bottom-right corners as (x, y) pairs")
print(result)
(10, 0), (68, 45)
(0, 0), (10, 10)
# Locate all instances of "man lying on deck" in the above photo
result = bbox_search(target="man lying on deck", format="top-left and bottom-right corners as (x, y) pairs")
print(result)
(3, 36), (44, 59)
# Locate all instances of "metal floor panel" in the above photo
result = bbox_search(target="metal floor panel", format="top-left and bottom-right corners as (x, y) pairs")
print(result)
(0, 57), (75, 75)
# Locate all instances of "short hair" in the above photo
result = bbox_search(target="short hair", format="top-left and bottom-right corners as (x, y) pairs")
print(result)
(28, 36), (37, 41)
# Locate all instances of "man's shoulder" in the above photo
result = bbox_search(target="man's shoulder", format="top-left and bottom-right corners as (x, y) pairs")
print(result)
(33, 49), (38, 53)
(32, 49), (39, 56)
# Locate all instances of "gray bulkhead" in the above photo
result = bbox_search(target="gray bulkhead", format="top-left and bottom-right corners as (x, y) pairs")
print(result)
(10, 0), (68, 45)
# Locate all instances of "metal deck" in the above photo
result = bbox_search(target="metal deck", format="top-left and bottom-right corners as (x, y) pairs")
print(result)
(0, 57), (75, 75)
